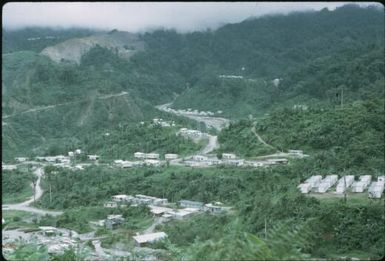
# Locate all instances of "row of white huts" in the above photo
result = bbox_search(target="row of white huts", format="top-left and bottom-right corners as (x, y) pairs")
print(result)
(298, 175), (385, 198)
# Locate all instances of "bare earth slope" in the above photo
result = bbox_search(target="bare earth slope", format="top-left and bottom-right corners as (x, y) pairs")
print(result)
(40, 30), (144, 64)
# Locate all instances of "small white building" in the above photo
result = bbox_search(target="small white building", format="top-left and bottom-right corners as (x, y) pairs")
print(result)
(134, 152), (146, 159)
(39, 226), (59, 237)
(165, 154), (178, 160)
(68, 151), (74, 157)
(223, 159), (244, 166)
(288, 150), (303, 155)
(144, 159), (161, 167)
(15, 157), (28, 162)
(146, 153), (160, 160)
(149, 205), (173, 216)
(351, 181), (368, 193)
(298, 183), (312, 194)
(368, 182), (384, 199)
(112, 195), (131, 202)
(222, 153), (236, 159)
(359, 175), (372, 186)
(122, 161), (144, 168)
(204, 203), (230, 214)
(87, 155), (99, 160)
(104, 201), (118, 208)
(272, 78), (280, 87)
(304, 175), (323, 188)
(321, 175), (338, 187)
(179, 200), (204, 210)
(316, 182), (331, 193)
(336, 175), (355, 193)
(192, 155), (208, 161)
(75, 149), (82, 154)
(133, 232), (168, 247)
(169, 209), (198, 220)
(378, 176), (385, 185)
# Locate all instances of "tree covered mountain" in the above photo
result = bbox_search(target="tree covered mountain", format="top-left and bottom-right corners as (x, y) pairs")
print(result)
(2, 4), (383, 159)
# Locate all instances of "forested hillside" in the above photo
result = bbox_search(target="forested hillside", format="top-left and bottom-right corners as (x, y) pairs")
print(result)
(2, 4), (384, 260)
(2, 4), (383, 159)
(218, 98), (384, 171)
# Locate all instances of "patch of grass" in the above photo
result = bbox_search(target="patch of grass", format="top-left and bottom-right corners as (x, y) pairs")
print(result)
(307, 192), (380, 206)
(2, 189), (33, 204)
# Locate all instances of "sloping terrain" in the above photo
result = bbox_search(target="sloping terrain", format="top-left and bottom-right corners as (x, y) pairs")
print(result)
(41, 30), (144, 63)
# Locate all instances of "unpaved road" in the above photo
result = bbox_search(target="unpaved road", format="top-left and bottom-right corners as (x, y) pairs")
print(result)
(200, 135), (219, 155)
(251, 123), (278, 151)
(2, 167), (63, 217)
(156, 102), (226, 154)
(2, 91), (129, 120)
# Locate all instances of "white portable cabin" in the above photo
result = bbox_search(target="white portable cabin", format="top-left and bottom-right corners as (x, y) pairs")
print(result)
(87, 155), (99, 160)
(288, 150), (303, 155)
(297, 183), (311, 194)
(351, 181), (368, 193)
(192, 155), (208, 161)
(133, 232), (167, 247)
(316, 182), (331, 193)
(144, 159), (161, 166)
(321, 175), (338, 187)
(368, 182), (384, 199)
(359, 175), (372, 186)
(165, 154), (178, 160)
(15, 157), (28, 162)
(222, 153), (236, 159)
(146, 153), (160, 160)
(68, 151), (74, 157)
(134, 152), (146, 159)
(112, 195), (131, 202)
(378, 176), (385, 185)
(305, 175), (322, 188)
(336, 175), (355, 193)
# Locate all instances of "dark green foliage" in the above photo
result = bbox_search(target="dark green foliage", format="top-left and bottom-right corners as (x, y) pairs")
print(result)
(255, 99), (384, 170)
(160, 215), (231, 246)
(2, 169), (35, 203)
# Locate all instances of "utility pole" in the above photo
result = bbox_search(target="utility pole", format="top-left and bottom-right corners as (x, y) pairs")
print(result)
(343, 169), (347, 204)
(341, 86), (344, 108)
(264, 216), (267, 239)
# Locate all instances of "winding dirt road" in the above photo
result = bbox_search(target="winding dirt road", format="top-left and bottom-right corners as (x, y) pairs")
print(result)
(2, 91), (129, 120)
(251, 123), (278, 151)
(2, 167), (63, 216)
(156, 102), (227, 154)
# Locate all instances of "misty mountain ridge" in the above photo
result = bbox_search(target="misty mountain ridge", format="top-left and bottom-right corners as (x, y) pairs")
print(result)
(2, 4), (384, 159)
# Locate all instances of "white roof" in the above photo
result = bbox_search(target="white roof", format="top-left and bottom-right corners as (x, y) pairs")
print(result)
(133, 232), (167, 244)
(107, 214), (123, 219)
(39, 226), (57, 231)
(149, 205), (173, 215)
(112, 194), (129, 199)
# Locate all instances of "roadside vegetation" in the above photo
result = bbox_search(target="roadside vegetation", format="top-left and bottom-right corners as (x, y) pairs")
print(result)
(2, 169), (35, 204)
